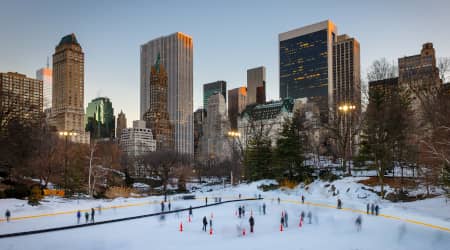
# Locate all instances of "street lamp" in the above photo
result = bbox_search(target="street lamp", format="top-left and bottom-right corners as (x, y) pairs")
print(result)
(59, 130), (78, 194)
(337, 103), (356, 175)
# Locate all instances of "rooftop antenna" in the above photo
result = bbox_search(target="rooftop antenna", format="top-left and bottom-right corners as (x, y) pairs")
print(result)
(46, 56), (49, 68)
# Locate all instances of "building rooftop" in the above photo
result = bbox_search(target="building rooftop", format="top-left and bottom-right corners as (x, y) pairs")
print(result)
(58, 33), (80, 47)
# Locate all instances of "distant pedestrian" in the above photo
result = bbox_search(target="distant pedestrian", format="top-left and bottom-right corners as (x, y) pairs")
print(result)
(371, 203), (375, 215)
(277, 197), (280, 204)
(258, 194), (261, 199)
(238, 206), (242, 218)
(366, 203), (370, 214)
(375, 205), (379, 216)
(307, 211), (312, 224)
(202, 216), (208, 232)
(355, 215), (362, 232)
(5, 210), (11, 222)
(301, 195), (305, 204)
(76, 210), (81, 224)
(280, 215), (285, 228)
(242, 205), (245, 217)
(239, 194), (242, 199)
(189, 205), (193, 217)
(205, 197), (208, 206)
(284, 211), (288, 227)
(209, 218), (213, 230)
(249, 215), (255, 233)
(91, 208), (95, 223)
(300, 211), (305, 222)
(262, 203), (266, 215)
(168, 202), (171, 211)
(337, 199), (342, 209)
(84, 212), (89, 223)
(161, 201), (165, 212)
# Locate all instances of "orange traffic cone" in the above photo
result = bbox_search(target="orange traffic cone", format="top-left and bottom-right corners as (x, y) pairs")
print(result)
(243, 228), (246, 236)
(188, 215), (191, 223)
(280, 224), (283, 232)
(180, 222), (183, 232)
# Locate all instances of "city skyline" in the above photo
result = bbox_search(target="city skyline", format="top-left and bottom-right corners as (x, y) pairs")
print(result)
(1, 1), (450, 126)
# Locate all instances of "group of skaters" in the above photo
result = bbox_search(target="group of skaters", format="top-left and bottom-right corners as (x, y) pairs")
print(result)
(366, 203), (380, 216)
(161, 201), (172, 212)
(76, 207), (99, 224)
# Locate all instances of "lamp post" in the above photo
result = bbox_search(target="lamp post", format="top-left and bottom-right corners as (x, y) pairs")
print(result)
(227, 131), (241, 185)
(59, 130), (78, 194)
(337, 104), (356, 175)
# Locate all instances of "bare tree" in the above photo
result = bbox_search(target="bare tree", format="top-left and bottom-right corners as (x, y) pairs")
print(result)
(438, 57), (450, 83)
(367, 58), (398, 82)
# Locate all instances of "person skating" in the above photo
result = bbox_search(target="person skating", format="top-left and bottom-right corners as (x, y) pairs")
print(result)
(161, 201), (165, 212)
(371, 203), (375, 215)
(205, 197), (208, 206)
(238, 206), (242, 218)
(76, 210), (81, 224)
(209, 218), (213, 231)
(91, 208), (95, 223)
(366, 203), (370, 214)
(202, 216), (208, 232)
(355, 215), (362, 232)
(262, 203), (266, 215)
(284, 211), (288, 227)
(239, 193), (242, 199)
(84, 212), (89, 223)
(168, 201), (171, 211)
(277, 197), (281, 204)
(337, 199), (342, 209)
(189, 205), (193, 217)
(375, 204), (379, 216)
(301, 195), (305, 204)
(249, 215), (255, 233)
(300, 211), (305, 223)
(280, 215), (285, 228)
(307, 211), (312, 224)
(5, 210), (11, 222)
(242, 205), (245, 217)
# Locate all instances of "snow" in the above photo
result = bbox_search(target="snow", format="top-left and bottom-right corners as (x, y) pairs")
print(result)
(0, 177), (449, 250)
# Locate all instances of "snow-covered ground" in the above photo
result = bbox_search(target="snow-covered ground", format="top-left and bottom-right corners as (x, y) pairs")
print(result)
(0, 178), (449, 250)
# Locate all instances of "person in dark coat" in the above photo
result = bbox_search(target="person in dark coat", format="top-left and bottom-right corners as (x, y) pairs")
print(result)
(371, 203), (375, 215)
(337, 199), (342, 209)
(238, 206), (242, 218)
(355, 215), (362, 232)
(5, 210), (11, 222)
(202, 216), (208, 232)
(300, 211), (305, 222)
(242, 205), (245, 217)
(76, 210), (81, 224)
(366, 203), (370, 214)
(91, 208), (95, 223)
(262, 203), (266, 215)
(189, 205), (193, 217)
(307, 211), (312, 224)
(84, 212), (89, 223)
(375, 205), (379, 216)
(301, 195), (305, 204)
(249, 215), (255, 233)
(205, 197), (208, 206)
(168, 201), (171, 211)
(280, 215), (285, 228)
(277, 197), (281, 204)
(209, 218), (213, 230)
(284, 211), (288, 227)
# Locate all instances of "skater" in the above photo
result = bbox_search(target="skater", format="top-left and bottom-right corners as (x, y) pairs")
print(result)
(284, 211), (288, 227)
(249, 215), (255, 233)
(258, 194), (261, 199)
(277, 197), (281, 204)
(168, 201), (171, 211)
(307, 211), (312, 224)
(91, 208), (95, 223)
(366, 203), (370, 214)
(371, 203), (375, 215)
(239, 193), (242, 199)
(84, 212), (89, 223)
(242, 205), (245, 217)
(202, 216), (208, 232)
(301, 195), (305, 204)
(300, 211), (305, 222)
(337, 199), (342, 209)
(205, 197), (208, 206)
(238, 206), (242, 218)
(280, 215), (285, 228)
(355, 215), (362, 232)
(5, 210), (11, 222)
(209, 218), (213, 231)
(161, 201), (165, 212)
(189, 205), (193, 217)
(375, 204), (379, 216)
(262, 203), (266, 215)
(76, 210), (81, 224)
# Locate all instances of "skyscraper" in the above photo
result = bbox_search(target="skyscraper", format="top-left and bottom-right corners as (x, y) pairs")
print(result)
(247, 66), (266, 105)
(193, 108), (206, 160)
(36, 62), (52, 111)
(0, 72), (43, 124)
(85, 97), (115, 140)
(140, 32), (193, 155)
(203, 80), (226, 108)
(279, 20), (337, 123)
(116, 110), (127, 140)
(228, 87), (247, 130)
(51, 33), (89, 144)
(143, 57), (174, 151)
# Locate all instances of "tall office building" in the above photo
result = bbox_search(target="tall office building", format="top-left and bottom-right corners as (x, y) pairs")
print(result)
(247, 66), (266, 105)
(51, 33), (89, 144)
(142, 58), (174, 151)
(228, 87), (247, 130)
(85, 97), (115, 139)
(116, 110), (127, 140)
(279, 20), (337, 123)
(193, 108), (206, 160)
(0, 72), (43, 124)
(203, 80), (226, 108)
(36, 62), (52, 111)
(140, 32), (193, 155)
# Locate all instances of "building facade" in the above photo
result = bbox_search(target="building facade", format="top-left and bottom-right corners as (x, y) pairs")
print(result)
(0, 72), (43, 124)
(193, 108), (206, 160)
(238, 98), (294, 148)
(116, 110), (127, 140)
(228, 87), (247, 130)
(142, 60), (174, 151)
(36, 66), (52, 111)
(140, 32), (193, 155)
(203, 80), (226, 108)
(279, 20), (337, 123)
(247, 66), (266, 105)
(368, 77), (399, 99)
(51, 33), (89, 144)
(200, 93), (230, 161)
(85, 97), (115, 139)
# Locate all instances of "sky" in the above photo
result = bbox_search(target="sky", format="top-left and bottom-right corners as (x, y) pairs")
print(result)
(1, 0), (449, 126)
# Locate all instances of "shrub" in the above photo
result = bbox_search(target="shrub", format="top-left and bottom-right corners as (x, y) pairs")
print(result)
(28, 185), (43, 206)
(280, 179), (298, 189)
(104, 186), (136, 199)
(4, 184), (29, 199)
